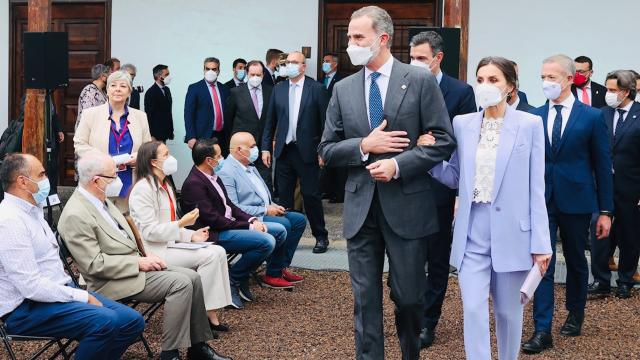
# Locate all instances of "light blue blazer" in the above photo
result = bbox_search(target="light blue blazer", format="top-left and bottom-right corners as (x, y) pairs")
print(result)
(430, 107), (552, 273)
(218, 156), (271, 219)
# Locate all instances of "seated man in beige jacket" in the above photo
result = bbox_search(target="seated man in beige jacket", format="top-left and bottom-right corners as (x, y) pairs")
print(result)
(58, 151), (231, 360)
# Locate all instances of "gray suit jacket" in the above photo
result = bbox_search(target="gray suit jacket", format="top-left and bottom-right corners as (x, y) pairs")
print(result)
(319, 58), (456, 239)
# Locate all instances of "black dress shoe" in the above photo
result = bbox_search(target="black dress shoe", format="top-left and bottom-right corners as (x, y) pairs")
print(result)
(419, 327), (435, 349)
(210, 322), (230, 332)
(616, 284), (632, 299)
(312, 237), (329, 253)
(587, 281), (611, 299)
(560, 312), (584, 337)
(187, 342), (232, 360)
(521, 331), (553, 354)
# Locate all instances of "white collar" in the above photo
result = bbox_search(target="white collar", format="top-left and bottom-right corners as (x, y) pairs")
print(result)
(618, 101), (633, 112)
(551, 93), (575, 109)
(290, 75), (305, 87)
(365, 55), (394, 80)
(78, 186), (107, 210)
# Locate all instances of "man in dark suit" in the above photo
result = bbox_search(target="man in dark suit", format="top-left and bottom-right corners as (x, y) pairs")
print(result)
(523, 55), (613, 354)
(261, 49), (283, 88)
(408, 30), (476, 349)
(225, 60), (274, 191)
(144, 64), (174, 142)
(224, 58), (247, 89)
(180, 138), (290, 309)
(121, 63), (141, 110)
(571, 56), (607, 109)
(319, 7), (455, 359)
(319, 52), (347, 203)
(261, 51), (330, 253)
(588, 70), (640, 299)
(185, 57), (231, 155)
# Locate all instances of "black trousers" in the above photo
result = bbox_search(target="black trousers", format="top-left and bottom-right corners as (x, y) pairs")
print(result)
(321, 166), (347, 201)
(275, 143), (327, 238)
(589, 212), (612, 285)
(255, 157), (273, 194)
(347, 191), (427, 360)
(612, 197), (640, 285)
(422, 196), (455, 330)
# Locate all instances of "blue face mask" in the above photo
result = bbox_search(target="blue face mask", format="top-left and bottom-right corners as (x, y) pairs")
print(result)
(27, 177), (51, 205)
(322, 62), (332, 74)
(213, 158), (225, 173)
(236, 69), (246, 81)
(286, 63), (301, 78)
(248, 146), (259, 163)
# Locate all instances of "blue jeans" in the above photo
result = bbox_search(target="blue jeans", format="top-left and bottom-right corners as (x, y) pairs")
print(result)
(5, 290), (144, 360)
(218, 224), (286, 285)
(264, 211), (307, 271)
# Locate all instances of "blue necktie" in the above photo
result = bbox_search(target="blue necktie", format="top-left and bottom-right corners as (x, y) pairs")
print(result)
(551, 104), (563, 153)
(614, 108), (627, 142)
(369, 72), (384, 129)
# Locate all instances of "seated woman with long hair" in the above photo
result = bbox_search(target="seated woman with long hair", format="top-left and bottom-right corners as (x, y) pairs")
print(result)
(128, 140), (232, 334)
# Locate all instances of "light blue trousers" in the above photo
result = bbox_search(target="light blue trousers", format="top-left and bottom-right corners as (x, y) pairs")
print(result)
(458, 203), (528, 360)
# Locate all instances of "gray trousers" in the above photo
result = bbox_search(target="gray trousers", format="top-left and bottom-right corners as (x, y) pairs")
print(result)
(128, 266), (213, 351)
(347, 193), (427, 360)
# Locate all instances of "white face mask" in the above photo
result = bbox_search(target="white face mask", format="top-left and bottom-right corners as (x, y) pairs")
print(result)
(635, 93), (640, 103)
(204, 70), (218, 83)
(542, 80), (563, 101)
(100, 176), (123, 197)
(248, 75), (262, 88)
(286, 63), (301, 78)
(276, 65), (288, 78)
(475, 83), (508, 109)
(162, 75), (172, 86)
(605, 91), (624, 108)
(160, 155), (178, 176)
(410, 59), (429, 71)
(346, 36), (381, 66)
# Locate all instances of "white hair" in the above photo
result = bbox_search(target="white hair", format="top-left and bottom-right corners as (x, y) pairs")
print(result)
(543, 54), (576, 76)
(120, 63), (137, 74)
(106, 70), (133, 91)
(77, 151), (113, 185)
(351, 6), (394, 47)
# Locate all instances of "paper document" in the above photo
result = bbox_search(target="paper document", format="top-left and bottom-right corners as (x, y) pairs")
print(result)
(520, 263), (543, 305)
(167, 242), (211, 250)
(112, 153), (133, 166)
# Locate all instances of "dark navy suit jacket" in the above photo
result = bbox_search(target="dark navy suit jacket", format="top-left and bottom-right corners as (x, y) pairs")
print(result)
(603, 102), (640, 203)
(532, 100), (613, 214)
(184, 79), (229, 142)
(262, 76), (329, 163)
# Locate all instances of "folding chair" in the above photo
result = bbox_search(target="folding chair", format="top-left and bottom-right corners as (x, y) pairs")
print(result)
(56, 231), (157, 358)
(0, 320), (72, 360)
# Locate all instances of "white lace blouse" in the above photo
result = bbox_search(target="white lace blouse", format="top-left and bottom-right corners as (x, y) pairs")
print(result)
(473, 117), (503, 203)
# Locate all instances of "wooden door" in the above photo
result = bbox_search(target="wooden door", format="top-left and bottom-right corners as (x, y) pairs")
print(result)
(10, 1), (110, 186)
(320, 1), (440, 77)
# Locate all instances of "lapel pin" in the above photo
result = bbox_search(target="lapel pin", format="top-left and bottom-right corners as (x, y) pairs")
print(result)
(401, 84), (407, 90)
(633, 115), (637, 119)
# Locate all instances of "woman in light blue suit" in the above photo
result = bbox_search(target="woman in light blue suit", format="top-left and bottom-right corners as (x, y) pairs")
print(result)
(419, 57), (552, 360)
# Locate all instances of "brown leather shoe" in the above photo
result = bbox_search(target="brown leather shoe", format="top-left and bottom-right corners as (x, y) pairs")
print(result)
(633, 272), (640, 283)
(608, 257), (618, 271)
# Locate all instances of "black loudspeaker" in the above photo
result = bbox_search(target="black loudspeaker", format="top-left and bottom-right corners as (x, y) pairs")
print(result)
(408, 27), (461, 79)
(24, 32), (69, 89)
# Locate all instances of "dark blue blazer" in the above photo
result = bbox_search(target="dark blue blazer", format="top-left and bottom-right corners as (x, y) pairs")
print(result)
(518, 91), (529, 106)
(262, 76), (329, 163)
(184, 79), (229, 142)
(532, 100), (613, 214)
(603, 102), (640, 203)
(439, 72), (476, 120)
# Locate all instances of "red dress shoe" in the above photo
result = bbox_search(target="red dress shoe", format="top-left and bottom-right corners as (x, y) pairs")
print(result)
(282, 269), (304, 283)
(262, 275), (294, 289)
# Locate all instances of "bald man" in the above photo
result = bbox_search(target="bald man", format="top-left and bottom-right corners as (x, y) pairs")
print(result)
(219, 132), (307, 286)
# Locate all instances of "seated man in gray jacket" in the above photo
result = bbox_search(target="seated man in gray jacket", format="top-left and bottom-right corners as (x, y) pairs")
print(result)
(219, 132), (307, 284)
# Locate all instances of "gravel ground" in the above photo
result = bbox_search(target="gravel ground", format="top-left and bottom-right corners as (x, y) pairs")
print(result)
(3, 269), (639, 360)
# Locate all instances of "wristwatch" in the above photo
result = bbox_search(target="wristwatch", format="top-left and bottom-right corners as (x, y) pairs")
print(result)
(599, 210), (613, 218)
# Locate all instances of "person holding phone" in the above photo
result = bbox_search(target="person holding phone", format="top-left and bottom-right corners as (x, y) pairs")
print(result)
(128, 141), (232, 333)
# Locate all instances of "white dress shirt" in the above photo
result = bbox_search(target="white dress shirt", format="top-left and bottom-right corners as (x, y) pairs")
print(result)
(361, 55), (400, 178)
(509, 96), (521, 110)
(435, 70), (443, 85)
(286, 76), (305, 144)
(575, 82), (592, 105)
(547, 94), (575, 141)
(613, 101), (633, 133)
(248, 83), (264, 116)
(0, 193), (88, 317)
